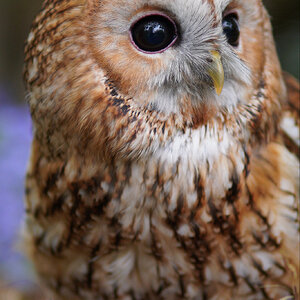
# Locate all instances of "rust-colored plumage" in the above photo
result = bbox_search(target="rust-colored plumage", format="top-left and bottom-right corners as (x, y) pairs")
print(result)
(24, 0), (299, 299)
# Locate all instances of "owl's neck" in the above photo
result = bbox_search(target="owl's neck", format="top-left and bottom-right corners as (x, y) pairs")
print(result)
(29, 117), (250, 222)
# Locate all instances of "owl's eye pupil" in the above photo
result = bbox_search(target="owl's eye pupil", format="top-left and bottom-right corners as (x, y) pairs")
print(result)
(130, 14), (178, 53)
(222, 13), (240, 46)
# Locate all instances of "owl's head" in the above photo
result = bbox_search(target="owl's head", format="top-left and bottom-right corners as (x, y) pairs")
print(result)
(25, 0), (286, 159)
(86, 0), (283, 114)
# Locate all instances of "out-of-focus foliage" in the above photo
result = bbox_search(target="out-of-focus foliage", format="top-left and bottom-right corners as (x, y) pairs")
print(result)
(0, 0), (299, 103)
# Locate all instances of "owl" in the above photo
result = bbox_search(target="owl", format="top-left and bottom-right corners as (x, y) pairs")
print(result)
(23, 0), (299, 299)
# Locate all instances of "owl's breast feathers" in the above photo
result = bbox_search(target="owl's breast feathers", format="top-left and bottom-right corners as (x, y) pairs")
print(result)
(24, 82), (299, 299)
(23, 1), (299, 299)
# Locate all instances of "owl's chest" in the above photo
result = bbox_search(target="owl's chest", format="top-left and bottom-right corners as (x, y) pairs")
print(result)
(83, 129), (244, 230)
(27, 148), (237, 298)
(28, 129), (245, 245)
(26, 135), (299, 299)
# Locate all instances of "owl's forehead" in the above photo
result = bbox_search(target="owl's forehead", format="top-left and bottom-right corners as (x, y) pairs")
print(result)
(99, 0), (228, 17)
(98, 0), (260, 12)
(96, 0), (261, 30)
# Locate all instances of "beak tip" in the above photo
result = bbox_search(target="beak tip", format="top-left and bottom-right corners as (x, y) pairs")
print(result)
(209, 50), (224, 97)
(216, 85), (224, 96)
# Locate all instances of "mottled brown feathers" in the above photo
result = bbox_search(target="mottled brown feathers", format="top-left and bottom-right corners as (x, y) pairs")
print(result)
(281, 73), (300, 158)
(283, 72), (300, 121)
(24, 0), (299, 299)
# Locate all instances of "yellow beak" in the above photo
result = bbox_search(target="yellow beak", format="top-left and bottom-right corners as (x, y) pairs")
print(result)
(208, 50), (224, 96)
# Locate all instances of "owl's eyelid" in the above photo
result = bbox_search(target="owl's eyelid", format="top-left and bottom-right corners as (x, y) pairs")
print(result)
(129, 11), (177, 31)
(223, 9), (239, 20)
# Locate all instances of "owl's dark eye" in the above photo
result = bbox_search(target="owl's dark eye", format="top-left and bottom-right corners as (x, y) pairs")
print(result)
(130, 14), (178, 54)
(222, 13), (240, 46)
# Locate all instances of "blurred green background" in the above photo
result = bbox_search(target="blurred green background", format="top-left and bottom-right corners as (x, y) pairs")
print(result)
(0, 0), (299, 103)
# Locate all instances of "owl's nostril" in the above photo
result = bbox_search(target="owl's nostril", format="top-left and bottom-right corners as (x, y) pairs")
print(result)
(130, 14), (178, 54)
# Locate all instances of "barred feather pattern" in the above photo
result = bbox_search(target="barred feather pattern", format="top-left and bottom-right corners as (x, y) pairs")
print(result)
(23, 0), (299, 299)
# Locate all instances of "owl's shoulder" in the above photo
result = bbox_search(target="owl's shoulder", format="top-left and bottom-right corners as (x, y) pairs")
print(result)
(283, 72), (300, 114)
(279, 73), (300, 158)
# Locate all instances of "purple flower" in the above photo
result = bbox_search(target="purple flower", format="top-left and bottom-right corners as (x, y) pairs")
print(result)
(0, 85), (34, 284)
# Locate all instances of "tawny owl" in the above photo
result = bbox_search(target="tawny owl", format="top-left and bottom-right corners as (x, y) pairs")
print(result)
(23, 0), (299, 299)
